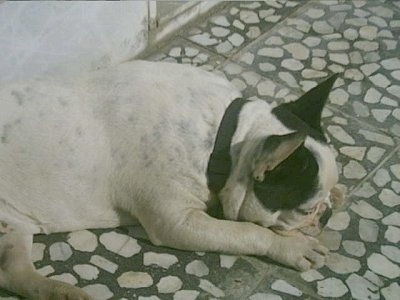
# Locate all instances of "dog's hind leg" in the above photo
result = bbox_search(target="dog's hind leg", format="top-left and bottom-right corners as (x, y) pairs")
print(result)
(0, 227), (92, 300)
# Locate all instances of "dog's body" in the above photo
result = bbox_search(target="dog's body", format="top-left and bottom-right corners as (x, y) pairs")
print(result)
(0, 60), (239, 235)
(0, 61), (340, 299)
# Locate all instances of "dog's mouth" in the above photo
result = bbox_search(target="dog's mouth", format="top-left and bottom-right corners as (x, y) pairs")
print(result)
(299, 202), (332, 235)
(271, 201), (333, 237)
(297, 186), (346, 236)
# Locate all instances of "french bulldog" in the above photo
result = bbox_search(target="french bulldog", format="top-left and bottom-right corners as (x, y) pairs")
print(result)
(0, 61), (343, 299)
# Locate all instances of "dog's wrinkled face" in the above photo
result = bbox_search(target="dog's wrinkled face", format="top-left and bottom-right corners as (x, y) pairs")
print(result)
(239, 134), (338, 235)
(238, 138), (338, 236)
(222, 74), (340, 236)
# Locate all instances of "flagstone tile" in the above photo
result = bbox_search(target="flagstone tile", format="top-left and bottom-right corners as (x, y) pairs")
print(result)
(314, 150), (400, 297)
(220, 62), (297, 105)
(145, 37), (225, 70)
(322, 111), (396, 191)
(18, 228), (238, 299)
(247, 149), (400, 299)
(1, 1), (400, 299)
(234, 0), (400, 136)
(183, 0), (302, 56)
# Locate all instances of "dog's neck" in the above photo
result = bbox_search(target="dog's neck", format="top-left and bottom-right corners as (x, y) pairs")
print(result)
(206, 98), (249, 194)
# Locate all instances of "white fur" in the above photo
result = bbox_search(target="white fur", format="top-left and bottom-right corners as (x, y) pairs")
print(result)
(302, 138), (338, 209)
(0, 61), (333, 299)
(0, 61), (240, 234)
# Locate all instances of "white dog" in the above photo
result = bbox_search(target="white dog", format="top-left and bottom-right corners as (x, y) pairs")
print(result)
(0, 61), (342, 299)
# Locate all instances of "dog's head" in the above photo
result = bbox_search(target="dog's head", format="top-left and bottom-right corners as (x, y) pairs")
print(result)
(220, 74), (340, 236)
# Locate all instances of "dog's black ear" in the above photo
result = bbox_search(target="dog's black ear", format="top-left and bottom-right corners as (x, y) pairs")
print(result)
(253, 132), (306, 182)
(275, 74), (338, 134)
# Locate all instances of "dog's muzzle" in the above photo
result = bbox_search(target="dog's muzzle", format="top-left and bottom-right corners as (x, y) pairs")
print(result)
(298, 201), (333, 236)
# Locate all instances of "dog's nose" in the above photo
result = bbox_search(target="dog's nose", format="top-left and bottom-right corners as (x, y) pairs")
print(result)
(319, 207), (332, 227)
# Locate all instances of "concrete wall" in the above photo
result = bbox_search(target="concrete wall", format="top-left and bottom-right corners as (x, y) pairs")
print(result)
(0, 1), (150, 81)
(0, 1), (218, 81)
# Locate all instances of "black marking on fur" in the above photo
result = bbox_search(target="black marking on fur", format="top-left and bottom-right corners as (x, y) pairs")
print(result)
(253, 144), (319, 211)
(0, 244), (14, 270)
(272, 106), (326, 143)
(0, 120), (20, 144)
(75, 127), (83, 136)
(0, 221), (8, 229)
(58, 97), (68, 107)
(1, 124), (11, 143)
(320, 207), (333, 227)
(11, 90), (25, 106)
(273, 74), (338, 143)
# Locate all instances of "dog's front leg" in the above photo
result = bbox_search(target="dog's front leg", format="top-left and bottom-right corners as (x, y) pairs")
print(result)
(0, 230), (93, 300)
(139, 208), (328, 271)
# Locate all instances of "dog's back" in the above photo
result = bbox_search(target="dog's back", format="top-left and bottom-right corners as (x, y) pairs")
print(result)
(0, 61), (240, 234)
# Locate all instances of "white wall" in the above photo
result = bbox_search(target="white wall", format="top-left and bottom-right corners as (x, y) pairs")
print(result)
(0, 1), (150, 81)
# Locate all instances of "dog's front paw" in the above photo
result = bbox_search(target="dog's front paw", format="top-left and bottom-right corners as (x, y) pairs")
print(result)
(266, 233), (329, 271)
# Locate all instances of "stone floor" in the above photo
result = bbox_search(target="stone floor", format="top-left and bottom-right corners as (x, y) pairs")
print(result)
(1, 0), (400, 299)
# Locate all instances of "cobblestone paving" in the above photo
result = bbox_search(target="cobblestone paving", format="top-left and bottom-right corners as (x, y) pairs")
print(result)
(1, 1), (399, 299)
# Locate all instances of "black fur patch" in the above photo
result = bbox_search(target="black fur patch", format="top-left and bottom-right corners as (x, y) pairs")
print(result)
(272, 73), (338, 143)
(253, 143), (319, 211)
(272, 106), (326, 143)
